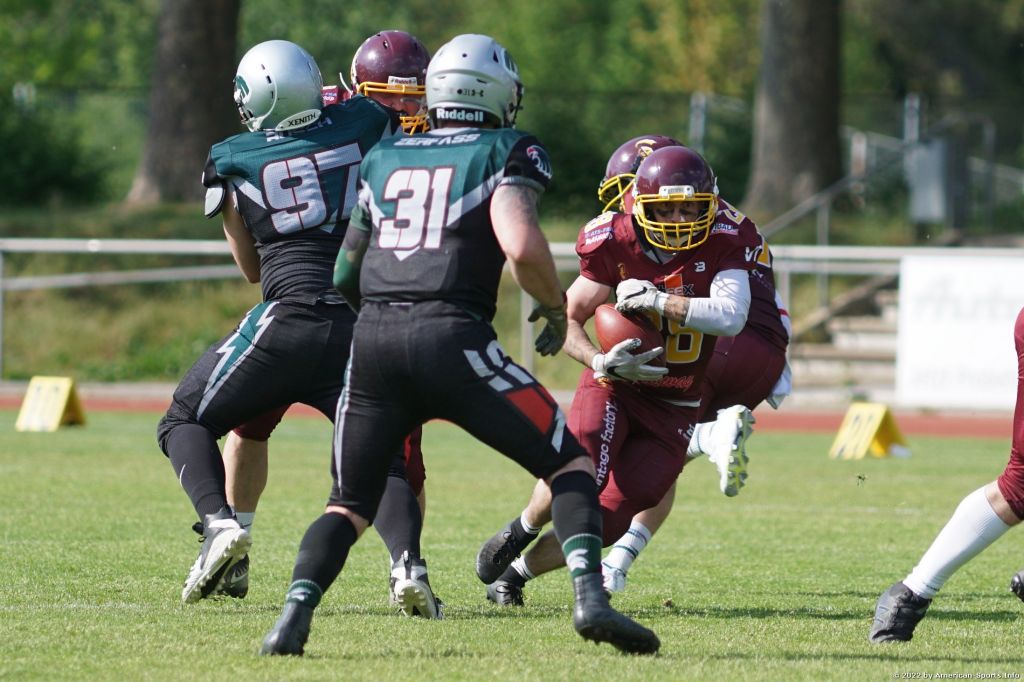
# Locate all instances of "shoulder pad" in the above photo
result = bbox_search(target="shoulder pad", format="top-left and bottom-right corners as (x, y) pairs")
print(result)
(576, 211), (617, 255)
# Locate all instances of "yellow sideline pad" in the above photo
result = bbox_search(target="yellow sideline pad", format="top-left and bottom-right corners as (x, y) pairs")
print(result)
(15, 376), (86, 432)
(829, 401), (909, 460)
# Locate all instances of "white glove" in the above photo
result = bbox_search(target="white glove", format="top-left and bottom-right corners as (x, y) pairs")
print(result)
(591, 338), (668, 382)
(614, 279), (661, 314)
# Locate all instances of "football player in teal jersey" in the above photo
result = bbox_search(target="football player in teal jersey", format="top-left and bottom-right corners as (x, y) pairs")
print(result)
(216, 32), (441, 614)
(260, 33), (660, 657)
(157, 39), (408, 605)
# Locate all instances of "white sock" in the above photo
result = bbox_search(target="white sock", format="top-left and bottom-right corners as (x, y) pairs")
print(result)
(234, 511), (256, 533)
(903, 486), (1011, 599)
(602, 521), (652, 574)
(510, 556), (535, 582)
(687, 422), (713, 458)
(520, 510), (542, 536)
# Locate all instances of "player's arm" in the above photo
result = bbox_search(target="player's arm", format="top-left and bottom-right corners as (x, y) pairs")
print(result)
(222, 198), (261, 283)
(491, 184), (567, 356)
(562, 275), (611, 368)
(617, 269), (751, 336)
(333, 225), (369, 312)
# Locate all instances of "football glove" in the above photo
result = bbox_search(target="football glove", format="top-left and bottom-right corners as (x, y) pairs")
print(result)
(529, 299), (568, 356)
(615, 279), (665, 314)
(591, 338), (667, 382)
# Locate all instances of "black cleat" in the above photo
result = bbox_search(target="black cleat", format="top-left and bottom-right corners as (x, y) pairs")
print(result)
(260, 601), (314, 656)
(1011, 569), (1024, 602)
(476, 521), (537, 585)
(572, 572), (660, 655)
(486, 579), (525, 606)
(869, 582), (931, 642)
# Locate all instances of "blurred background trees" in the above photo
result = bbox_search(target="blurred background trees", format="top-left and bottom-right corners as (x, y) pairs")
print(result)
(0, 0), (1020, 221)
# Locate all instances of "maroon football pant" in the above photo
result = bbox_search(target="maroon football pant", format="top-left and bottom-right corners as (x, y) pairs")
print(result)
(234, 405), (427, 496)
(568, 370), (699, 544)
(700, 327), (787, 419)
(995, 306), (1024, 520)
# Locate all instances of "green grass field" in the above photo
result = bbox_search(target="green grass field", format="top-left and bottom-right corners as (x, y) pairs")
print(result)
(1, 410), (1021, 681)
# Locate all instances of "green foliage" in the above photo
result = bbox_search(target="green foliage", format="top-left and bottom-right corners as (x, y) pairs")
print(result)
(0, 412), (1016, 680)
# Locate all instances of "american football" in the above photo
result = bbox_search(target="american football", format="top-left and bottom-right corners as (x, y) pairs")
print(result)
(593, 303), (665, 363)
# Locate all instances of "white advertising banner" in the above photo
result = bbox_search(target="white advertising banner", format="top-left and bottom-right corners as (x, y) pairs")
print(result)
(896, 255), (1024, 411)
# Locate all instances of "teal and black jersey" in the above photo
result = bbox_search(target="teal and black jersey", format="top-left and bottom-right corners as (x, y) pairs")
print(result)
(202, 97), (401, 303)
(349, 127), (553, 321)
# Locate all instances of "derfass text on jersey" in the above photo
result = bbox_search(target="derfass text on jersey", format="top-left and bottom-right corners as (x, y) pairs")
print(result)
(395, 133), (482, 147)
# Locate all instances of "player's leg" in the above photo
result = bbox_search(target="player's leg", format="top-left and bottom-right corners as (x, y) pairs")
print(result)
(476, 478), (551, 584)
(871, 306), (1024, 643)
(445, 342), (658, 654)
(601, 482), (674, 593)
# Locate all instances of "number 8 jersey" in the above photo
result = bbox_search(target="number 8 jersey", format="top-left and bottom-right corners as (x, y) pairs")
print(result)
(348, 128), (553, 322)
(202, 97), (401, 304)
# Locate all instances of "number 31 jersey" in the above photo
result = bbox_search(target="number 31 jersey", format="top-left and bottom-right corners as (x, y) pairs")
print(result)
(202, 97), (400, 304)
(349, 128), (553, 322)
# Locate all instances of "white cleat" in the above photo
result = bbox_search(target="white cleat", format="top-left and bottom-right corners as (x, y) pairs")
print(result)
(707, 405), (755, 497)
(181, 509), (252, 604)
(601, 562), (628, 594)
(390, 551), (444, 619)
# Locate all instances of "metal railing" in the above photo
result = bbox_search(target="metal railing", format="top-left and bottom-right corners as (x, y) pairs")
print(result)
(4, 238), (1020, 377)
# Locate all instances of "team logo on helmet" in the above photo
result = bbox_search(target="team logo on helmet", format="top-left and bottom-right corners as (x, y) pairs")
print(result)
(233, 75), (250, 102)
(526, 145), (552, 180)
(634, 138), (659, 159)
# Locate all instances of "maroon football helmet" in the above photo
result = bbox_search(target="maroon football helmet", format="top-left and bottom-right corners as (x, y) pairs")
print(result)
(349, 30), (430, 133)
(632, 146), (718, 251)
(597, 135), (684, 214)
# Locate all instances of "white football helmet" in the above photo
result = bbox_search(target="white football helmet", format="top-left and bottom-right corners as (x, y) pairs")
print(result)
(233, 40), (324, 132)
(425, 34), (523, 129)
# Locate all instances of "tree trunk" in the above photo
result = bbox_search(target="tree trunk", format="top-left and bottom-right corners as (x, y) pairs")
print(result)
(742, 0), (843, 221)
(127, 0), (241, 204)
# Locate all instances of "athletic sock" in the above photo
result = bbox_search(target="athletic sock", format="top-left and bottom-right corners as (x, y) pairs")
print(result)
(602, 520), (652, 575)
(497, 557), (533, 588)
(233, 511), (256, 533)
(904, 486), (1012, 599)
(549, 470), (603, 578)
(166, 424), (227, 519)
(373, 475), (423, 562)
(519, 511), (542, 536)
(290, 512), (358, 595)
(687, 421), (713, 458)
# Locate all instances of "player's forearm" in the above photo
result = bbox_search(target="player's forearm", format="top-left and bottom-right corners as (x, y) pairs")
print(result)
(563, 319), (601, 368)
(506, 255), (564, 310)
(492, 185), (563, 309)
(333, 228), (369, 311)
(661, 269), (750, 335)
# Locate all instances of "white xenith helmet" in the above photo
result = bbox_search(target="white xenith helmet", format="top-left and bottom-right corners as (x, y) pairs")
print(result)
(233, 40), (324, 132)
(426, 34), (523, 128)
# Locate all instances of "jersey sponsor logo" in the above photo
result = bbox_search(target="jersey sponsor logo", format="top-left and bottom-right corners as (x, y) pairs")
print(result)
(595, 399), (618, 487)
(583, 225), (613, 245)
(652, 374), (695, 390)
(526, 144), (552, 180)
(395, 133), (480, 146)
(434, 107), (486, 123)
(711, 222), (738, 235)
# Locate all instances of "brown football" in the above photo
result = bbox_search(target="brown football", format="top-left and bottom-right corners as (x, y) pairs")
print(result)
(593, 304), (665, 365)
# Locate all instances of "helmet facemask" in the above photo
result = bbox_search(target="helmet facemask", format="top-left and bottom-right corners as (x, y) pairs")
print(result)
(633, 186), (717, 251)
(355, 78), (428, 132)
(597, 172), (635, 213)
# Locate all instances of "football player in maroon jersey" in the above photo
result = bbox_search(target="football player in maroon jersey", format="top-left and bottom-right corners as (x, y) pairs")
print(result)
(871, 307), (1024, 642)
(215, 31), (436, 613)
(477, 144), (784, 606)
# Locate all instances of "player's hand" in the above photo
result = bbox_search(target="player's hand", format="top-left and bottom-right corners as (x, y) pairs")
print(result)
(591, 338), (667, 382)
(529, 298), (568, 356)
(615, 279), (660, 313)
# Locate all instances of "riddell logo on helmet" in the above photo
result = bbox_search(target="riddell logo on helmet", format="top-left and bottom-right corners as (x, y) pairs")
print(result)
(434, 107), (485, 122)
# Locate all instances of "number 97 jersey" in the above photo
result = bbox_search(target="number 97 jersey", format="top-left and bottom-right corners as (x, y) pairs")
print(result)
(349, 128), (553, 322)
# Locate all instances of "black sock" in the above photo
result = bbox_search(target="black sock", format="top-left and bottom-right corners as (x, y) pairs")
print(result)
(509, 517), (539, 550)
(549, 470), (603, 578)
(373, 475), (423, 563)
(165, 424), (227, 520)
(291, 513), (358, 595)
(497, 565), (528, 587)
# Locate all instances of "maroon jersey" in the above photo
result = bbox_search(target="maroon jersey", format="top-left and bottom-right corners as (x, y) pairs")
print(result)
(576, 199), (760, 403)
(744, 227), (789, 353)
